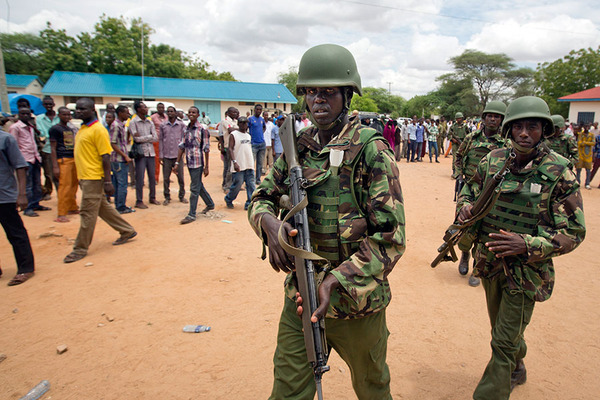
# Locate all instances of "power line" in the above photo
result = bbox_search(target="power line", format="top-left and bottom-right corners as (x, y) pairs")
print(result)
(339, 0), (595, 37)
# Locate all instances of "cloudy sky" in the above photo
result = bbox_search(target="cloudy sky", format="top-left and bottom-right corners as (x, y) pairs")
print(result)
(2, 0), (599, 99)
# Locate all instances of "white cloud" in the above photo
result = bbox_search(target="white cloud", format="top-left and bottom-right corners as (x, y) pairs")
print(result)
(0, 0), (598, 99)
(0, 9), (89, 34)
(466, 16), (600, 63)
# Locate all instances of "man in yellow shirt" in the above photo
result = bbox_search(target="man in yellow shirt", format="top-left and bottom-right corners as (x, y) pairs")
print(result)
(64, 98), (137, 263)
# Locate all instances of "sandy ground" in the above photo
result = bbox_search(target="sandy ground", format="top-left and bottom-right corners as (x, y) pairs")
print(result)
(1, 141), (599, 400)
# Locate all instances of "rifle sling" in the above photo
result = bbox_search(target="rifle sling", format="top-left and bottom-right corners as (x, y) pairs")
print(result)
(278, 196), (331, 267)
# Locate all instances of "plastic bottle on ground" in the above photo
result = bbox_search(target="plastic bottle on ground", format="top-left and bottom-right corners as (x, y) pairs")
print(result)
(182, 325), (211, 333)
(19, 380), (50, 400)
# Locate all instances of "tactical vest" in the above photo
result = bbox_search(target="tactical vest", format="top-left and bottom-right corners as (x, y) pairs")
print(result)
(452, 124), (468, 143)
(464, 145), (490, 179)
(544, 137), (567, 158)
(305, 131), (384, 266)
(479, 151), (566, 244)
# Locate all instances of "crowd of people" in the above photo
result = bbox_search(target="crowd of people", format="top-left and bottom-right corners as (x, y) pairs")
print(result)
(0, 43), (594, 400)
(0, 95), (312, 283)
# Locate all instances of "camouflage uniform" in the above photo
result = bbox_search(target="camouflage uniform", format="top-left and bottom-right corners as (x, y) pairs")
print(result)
(458, 146), (586, 400)
(438, 120), (448, 156)
(248, 116), (405, 399)
(543, 133), (578, 168)
(448, 122), (468, 177)
(454, 129), (506, 182)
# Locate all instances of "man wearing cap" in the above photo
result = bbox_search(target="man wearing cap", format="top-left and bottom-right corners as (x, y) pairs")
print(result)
(448, 112), (468, 178)
(457, 96), (585, 399)
(454, 101), (507, 287)
(248, 44), (405, 399)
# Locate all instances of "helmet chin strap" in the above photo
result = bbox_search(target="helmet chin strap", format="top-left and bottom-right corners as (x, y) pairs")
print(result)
(510, 139), (537, 155)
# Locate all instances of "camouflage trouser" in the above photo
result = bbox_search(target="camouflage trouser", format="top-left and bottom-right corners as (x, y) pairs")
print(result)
(270, 296), (392, 400)
(451, 149), (458, 178)
(473, 277), (535, 400)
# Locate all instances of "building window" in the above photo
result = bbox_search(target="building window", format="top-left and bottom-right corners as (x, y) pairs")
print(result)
(238, 102), (254, 106)
(283, 103), (286, 112)
(577, 112), (595, 125)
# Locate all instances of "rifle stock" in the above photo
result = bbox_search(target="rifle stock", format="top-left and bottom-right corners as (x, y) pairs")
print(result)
(278, 116), (329, 399)
(431, 151), (515, 268)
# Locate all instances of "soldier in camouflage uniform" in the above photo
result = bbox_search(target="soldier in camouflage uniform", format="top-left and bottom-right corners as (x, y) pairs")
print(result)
(544, 114), (578, 168)
(457, 96), (586, 400)
(448, 112), (468, 177)
(438, 116), (448, 158)
(454, 101), (507, 287)
(248, 44), (405, 400)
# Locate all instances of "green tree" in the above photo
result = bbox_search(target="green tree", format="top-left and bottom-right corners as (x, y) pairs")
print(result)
(448, 49), (533, 113)
(350, 94), (378, 112)
(39, 23), (88, 81)
(277, 67), (303, 113)
(1, 15), (236, 83)
(534, 46), (600, 116)
(432, 74), (479, 119)
(401, 94), (437, 118)
(0, 33), (45, 76)
(185, 58), (236, 81)
(362, 87), (405, 114)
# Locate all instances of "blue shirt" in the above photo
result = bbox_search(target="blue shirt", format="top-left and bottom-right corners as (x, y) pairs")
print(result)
(416, 125), (425, 142)
(407, 123), (417, 141)
(0, 130), (28, 203)
(594, 135), (600, 159)
(248, 116), (266, 145)
(272, 125), (283, 154)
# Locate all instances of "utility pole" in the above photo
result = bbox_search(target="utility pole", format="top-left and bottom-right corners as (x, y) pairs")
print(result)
(0, 40), (10, 114)
(141, 19), (145, 101)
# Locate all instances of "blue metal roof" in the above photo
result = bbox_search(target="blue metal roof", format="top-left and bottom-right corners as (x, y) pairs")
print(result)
(42, 71), (297, 104)
(6, 74), (40, 88)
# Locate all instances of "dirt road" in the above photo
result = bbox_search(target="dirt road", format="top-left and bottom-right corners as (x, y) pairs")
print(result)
(1, 146), (598, 399)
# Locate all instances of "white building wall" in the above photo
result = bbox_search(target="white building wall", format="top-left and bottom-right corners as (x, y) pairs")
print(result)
(567, 101), (600, 124)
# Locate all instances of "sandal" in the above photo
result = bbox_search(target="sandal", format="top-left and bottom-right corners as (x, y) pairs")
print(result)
(113, 231), (137, 245)
(54, 216), (70, 223)
(8, 272), (34, 286)
(64, 252), (86, 263)
(68, 209), (80, 215)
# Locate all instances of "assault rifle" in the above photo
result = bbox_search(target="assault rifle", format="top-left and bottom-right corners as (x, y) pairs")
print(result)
(453, 177), (464, 202)
(431, 152), (515, 268)
(277, 115), (330, 400)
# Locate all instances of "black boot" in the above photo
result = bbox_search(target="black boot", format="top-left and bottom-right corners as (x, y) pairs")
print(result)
(511, 359), (527, 392)
(458, 251), (469, 275)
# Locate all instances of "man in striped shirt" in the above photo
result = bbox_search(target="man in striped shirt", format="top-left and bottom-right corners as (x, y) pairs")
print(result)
(174, 106), (214, 224)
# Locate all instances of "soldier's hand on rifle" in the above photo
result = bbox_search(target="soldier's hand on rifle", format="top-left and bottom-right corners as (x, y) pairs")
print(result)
(261, 213), (297, 273)
(295, 274), (340, 322)
(486, 230), (527, 258)
(457, 204), (473, 224)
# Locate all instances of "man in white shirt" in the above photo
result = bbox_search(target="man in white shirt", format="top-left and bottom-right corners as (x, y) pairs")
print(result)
(218, 107), (239, 192)
(263, 112), (274, 174)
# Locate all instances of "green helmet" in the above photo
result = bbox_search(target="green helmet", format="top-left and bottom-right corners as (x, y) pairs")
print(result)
(296, 44), (362, 96)
(501, 96), (553, 138)
(482, 101), (506, 117)
(455, 112), (464, 119)
(551, 114), (565, 129)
